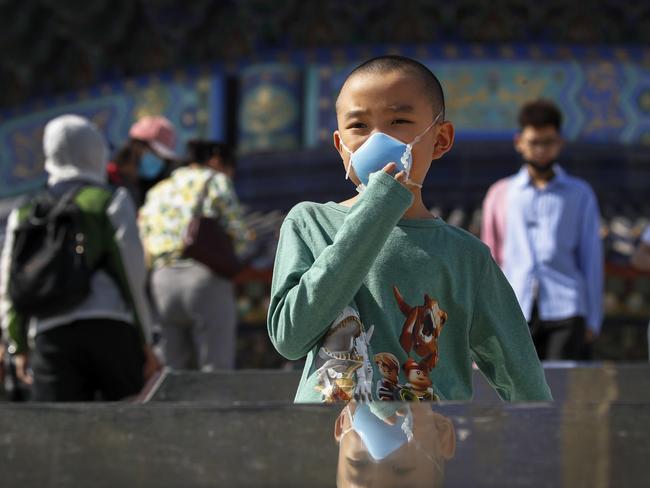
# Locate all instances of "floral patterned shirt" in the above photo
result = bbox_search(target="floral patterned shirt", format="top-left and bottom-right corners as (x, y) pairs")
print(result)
(138, 166), (251, 269)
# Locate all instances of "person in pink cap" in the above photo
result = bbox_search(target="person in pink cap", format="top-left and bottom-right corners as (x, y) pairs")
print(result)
(139, 140), (253, 371)
(129, 115), (179, 161)
(107, 115), (180, 206)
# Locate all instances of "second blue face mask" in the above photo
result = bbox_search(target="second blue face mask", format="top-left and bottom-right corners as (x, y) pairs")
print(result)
(139, 152), (165, 180)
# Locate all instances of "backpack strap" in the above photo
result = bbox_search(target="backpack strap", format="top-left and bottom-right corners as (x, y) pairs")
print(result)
(51, 184), (85, 213)
(25, 184), (83, 225)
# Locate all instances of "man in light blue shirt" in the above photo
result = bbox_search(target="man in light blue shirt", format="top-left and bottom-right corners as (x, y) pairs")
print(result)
(481, 99), (603, 360)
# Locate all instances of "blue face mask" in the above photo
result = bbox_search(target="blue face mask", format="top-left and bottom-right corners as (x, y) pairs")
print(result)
(343, 403), (413, 461)
(139, 152), (165, 180)
(340, 113), (441, 190)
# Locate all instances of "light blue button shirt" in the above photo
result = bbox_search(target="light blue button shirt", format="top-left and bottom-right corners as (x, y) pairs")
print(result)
(503, 165), (604, 334)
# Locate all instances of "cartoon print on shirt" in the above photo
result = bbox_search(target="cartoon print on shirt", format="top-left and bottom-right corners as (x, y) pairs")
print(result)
(373, 352), (418, 401)
(317, 287), (448, 403)
(374, 352), (401, 400)
(394, 285), (448, 371)
(314, 306), (374, 403)
(403, 358), (435, 401)
(374, 285), (447, 401)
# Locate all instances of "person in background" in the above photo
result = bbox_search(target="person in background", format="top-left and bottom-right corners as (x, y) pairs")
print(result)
(481, 99), (603, 361)
(0, 114), (160, 401)
(630, 225), (650, 360)
(107, 115), (180, 206)
(138, 140), (251, 371)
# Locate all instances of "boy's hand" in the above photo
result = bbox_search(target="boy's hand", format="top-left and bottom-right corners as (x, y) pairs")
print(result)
(381, 162), (409, 188)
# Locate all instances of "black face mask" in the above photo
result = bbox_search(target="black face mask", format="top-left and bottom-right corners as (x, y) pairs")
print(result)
(522, 156), (555, 176)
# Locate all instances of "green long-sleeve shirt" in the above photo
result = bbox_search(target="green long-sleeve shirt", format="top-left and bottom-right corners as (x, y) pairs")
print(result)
(268, 171), (552, 403)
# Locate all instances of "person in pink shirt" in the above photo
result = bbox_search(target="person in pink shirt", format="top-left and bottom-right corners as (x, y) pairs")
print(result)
(480, 99), (603, 361)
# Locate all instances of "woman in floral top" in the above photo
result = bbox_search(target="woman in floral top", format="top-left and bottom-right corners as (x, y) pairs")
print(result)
(139, 140), (251, 371)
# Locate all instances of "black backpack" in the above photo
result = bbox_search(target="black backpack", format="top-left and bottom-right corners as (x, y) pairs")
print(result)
(8, 185), (93, 317)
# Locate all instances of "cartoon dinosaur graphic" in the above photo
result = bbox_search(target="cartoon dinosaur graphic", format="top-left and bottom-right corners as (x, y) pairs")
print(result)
(314, 307), (374, 403)
(394, 285), (448, 372)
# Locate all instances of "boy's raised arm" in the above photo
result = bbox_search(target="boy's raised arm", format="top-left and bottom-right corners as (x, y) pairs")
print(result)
(268, 171), (413, 360)
(469, 253), (553, 401)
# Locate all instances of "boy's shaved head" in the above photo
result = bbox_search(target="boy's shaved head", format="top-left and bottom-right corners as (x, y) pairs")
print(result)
(336, 55), (445, 120)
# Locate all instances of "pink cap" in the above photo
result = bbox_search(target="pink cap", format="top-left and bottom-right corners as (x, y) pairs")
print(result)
(129, 115), (178, 160)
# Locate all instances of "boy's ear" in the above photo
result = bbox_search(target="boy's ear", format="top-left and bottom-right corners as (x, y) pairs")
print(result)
(333, 130), (360, 185)
(333, 130), (345, 160)
(432, 121), (455, 160)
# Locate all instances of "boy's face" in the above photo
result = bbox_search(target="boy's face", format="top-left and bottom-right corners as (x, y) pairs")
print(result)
(514, 125), (563, 169)
(333, 70), (454, 186)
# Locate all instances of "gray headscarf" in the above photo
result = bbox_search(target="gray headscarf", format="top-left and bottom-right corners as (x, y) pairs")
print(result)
(43, 114), (108, 185)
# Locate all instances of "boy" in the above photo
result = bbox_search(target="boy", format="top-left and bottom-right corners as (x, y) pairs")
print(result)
(268, 56), (551, 402)
(481, 100), (603, 360)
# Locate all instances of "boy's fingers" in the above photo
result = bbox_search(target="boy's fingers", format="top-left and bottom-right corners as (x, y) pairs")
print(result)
(382, 162), (397, 174)
(394, 170), (407, 182)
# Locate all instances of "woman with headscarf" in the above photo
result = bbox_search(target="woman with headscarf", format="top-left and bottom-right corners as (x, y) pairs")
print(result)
(0, 114), (159, 401)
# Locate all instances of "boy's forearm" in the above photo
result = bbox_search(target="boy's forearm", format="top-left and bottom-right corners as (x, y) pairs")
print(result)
(470, 258), (553, 401)
(268, 172), (413, 360)
(472, 315), (553, 401)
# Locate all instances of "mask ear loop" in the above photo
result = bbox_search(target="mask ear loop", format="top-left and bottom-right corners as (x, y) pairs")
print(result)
(340, 140), (367, 193)
(402, 112), (443, 187)
(340, 140), (354, 180)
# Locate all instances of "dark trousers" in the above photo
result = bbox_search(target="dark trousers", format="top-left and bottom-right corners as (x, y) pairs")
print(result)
(529, 304), (590, 361)
(32, 319), (144, 402)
